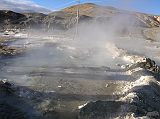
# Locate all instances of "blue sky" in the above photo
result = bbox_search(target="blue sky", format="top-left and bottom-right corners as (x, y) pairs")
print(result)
(1, 0), (159, 14)
(31, 0), (160, 15)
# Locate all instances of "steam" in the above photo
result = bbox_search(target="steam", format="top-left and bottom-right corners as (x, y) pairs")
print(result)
(62, 14), (147, 67)
(1, 11), (159, 86)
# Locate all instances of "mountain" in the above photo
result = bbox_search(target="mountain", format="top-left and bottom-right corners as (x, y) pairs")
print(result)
(62, 3), (160, 27)
(0, 10), (27, 29)
(0, 0), (52, 14)
(63, 3), (119, 17)
(0, 3), (160, 30)
(44, 11), (92, 30)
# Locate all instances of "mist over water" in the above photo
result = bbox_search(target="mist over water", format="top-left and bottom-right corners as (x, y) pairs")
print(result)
(1, 12), (160, 119)
(0, 14), (151, 84)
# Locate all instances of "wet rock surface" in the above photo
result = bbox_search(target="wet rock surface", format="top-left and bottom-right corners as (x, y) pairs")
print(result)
(0, 102), (27, 119)
(0, 74), (125, 119)
(126, 57), (160, 75)
(79, 100), (124, 119)
(0, 79), (13, 94)
(0, 80), (48, 119)
(0, 80), (27, 119)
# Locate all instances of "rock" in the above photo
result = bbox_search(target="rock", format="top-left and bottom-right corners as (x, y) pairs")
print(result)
(78, 100), (124, 119)
(34, 57), (159, 119)
(0, 44), (24, 57)
(126, 57), (160, 75)
(0, 83), (45, 119)
(0, 102), (27, 119)
(146, 111), (159, 117)
(119, 60), (160, 118)
(135, 14), (160, 27)
(0, 79), (14, 94)
(105, 83), (109, 88)
(0, 10), (27, 29)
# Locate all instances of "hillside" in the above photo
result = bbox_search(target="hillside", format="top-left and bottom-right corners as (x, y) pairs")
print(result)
(0, 10), (27, 29)
(63, 3), (119, 17)
(0, 3), (160, 30)
(63, 3), (160, 27)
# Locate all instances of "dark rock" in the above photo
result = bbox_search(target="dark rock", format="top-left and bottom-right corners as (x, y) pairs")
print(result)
(0, 80), (14, 94)
(127, 57), (160, 75)
(0, 10), (27, 29)
(79, 100), (124, 119)
(0, 102), (27, 119)
(146, 111), (159, 118)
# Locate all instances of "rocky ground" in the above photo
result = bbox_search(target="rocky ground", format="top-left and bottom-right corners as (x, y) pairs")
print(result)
(0, 76), (127, 119)
(78, 58), (160, 119)
(0, 28), (160, 119)
(1, 57), (160, 119)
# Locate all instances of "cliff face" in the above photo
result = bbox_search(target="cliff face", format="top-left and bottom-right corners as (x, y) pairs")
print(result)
(0, 3), (160, 30)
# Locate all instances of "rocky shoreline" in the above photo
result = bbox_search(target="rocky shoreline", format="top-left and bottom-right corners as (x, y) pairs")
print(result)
(79, 58), (160, 119)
